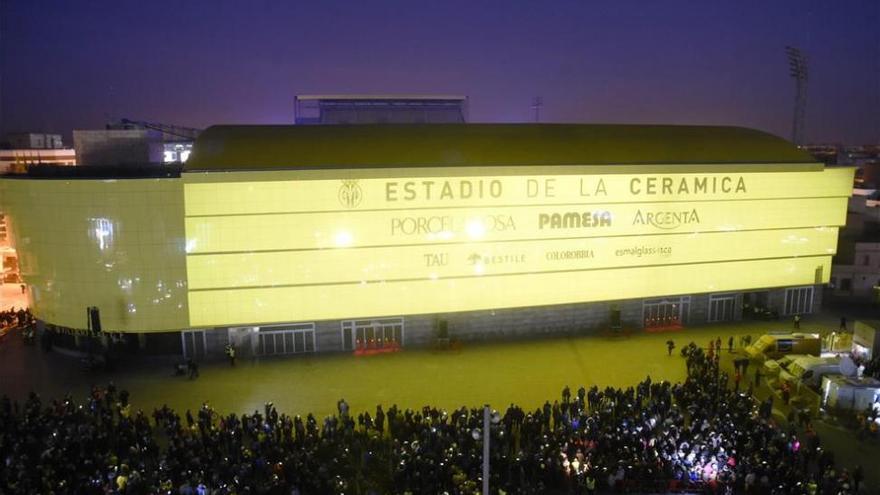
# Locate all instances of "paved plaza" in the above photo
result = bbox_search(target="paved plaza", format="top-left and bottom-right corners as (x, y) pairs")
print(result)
(1, 318), (793, 416)
(1, 312), (879, 490)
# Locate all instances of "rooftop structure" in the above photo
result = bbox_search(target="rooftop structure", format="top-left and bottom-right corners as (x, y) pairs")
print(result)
(186, 123), (814, 172)
(294, 95), (468, 125)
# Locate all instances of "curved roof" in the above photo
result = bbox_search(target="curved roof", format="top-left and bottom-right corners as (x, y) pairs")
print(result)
(184, 124), (814, 172)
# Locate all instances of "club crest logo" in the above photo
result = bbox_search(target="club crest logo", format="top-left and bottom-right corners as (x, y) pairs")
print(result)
(338, 180), (363, 208)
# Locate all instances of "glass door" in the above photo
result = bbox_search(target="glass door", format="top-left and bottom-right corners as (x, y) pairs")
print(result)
(345, 318), (405, 351)
(643, 299), (686, 328)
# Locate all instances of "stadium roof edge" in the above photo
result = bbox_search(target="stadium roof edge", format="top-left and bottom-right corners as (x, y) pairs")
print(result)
(183, 123), (818, 172)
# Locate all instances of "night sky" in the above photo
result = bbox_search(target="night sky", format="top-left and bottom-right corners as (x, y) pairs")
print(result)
(1, 0), (878, 144)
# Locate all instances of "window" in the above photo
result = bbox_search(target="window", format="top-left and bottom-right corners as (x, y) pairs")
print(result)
(864, 255), (871, 266)
(840, 278), (852, 292)
(777, 339), (793, 352)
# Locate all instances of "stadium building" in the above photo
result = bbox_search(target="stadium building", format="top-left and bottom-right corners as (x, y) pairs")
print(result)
(0, 124), (854, 359)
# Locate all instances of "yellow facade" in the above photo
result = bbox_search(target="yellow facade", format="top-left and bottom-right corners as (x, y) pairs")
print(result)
(184, 169), (852, 215)
(0, 165), (854, 332)
(0, 178), (188, 332)
(188, 257), (832, 327)
(184, 167), (852, 326)
(186, 227), (839, 290)
(185, 198), (845, 253)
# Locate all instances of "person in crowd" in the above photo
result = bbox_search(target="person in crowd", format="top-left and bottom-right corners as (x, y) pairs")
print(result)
(0, 341), (863, 494)
(0, 307), (34, 331)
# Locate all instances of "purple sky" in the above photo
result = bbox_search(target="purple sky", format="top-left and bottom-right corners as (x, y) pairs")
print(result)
(1, 0), (878, 144)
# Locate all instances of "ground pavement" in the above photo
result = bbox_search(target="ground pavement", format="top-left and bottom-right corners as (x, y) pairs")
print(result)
(1, 313), (878, 490)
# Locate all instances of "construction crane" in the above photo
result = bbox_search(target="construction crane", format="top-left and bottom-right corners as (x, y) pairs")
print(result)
(115, 118), (202, 142)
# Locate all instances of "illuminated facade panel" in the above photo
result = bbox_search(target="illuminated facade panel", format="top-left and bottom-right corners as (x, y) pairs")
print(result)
(184, 197), (847, 254)
(182, 166), (850, 326)
(0, 178), (188, 332)
(186, 227), (839, 290)
(183, 168), (854, 215)
(188, 256), (832, 327)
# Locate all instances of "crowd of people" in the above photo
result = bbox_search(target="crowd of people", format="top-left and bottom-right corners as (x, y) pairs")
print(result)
(0, 307), (32, 331)
(861, 355), (880, 381)
(0, 343), (867, 494)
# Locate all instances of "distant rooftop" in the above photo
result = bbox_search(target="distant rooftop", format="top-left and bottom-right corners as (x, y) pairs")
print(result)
(185, 123), (817, 172)
(294, 94), (468, 125)
(296, 94), (466, 101)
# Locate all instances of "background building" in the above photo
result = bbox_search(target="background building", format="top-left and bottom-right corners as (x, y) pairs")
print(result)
(73, 119), (200, 166)
(4, 132), (64, 150)
(0, 124), (853, 359)
(830, 240), (880, 301)
(0, 149), (76, 173)
(294, 95), (468, 124)
(0, 132), (76, 174)
(73, 128), (164, 166)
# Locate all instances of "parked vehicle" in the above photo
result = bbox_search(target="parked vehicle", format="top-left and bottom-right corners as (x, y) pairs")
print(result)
(779, 355), (852, 388)
(745, 333), (821, 360)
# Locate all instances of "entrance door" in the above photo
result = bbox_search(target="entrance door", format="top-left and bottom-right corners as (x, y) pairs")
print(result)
(708, 295), (736, 322)
(644, 301), (679, 328)
(342, 318), (404, 351)
(181, 330), (206, 360)
(643, 297), (690, 328)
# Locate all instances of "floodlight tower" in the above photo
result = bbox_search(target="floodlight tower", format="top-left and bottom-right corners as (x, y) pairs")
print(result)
(785, 46), (809, 146)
